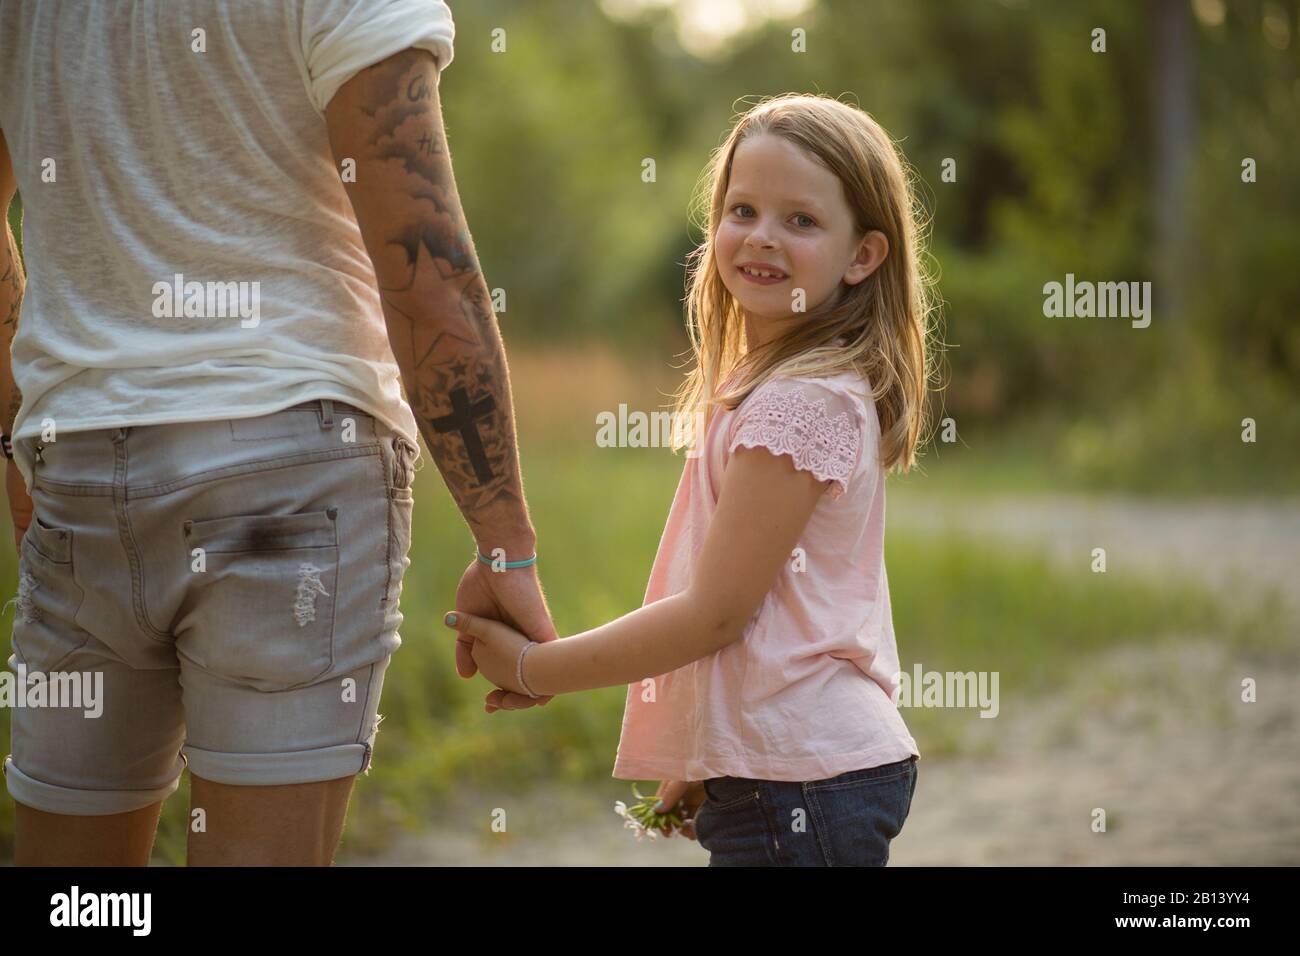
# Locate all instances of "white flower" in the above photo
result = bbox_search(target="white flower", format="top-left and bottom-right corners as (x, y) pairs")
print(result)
(614, 799), (660, 841)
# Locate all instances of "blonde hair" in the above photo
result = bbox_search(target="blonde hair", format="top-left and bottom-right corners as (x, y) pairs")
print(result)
(672, 93), (941, 473)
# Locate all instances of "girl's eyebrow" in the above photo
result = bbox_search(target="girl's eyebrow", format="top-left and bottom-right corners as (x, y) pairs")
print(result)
(725, 188), (826, 214)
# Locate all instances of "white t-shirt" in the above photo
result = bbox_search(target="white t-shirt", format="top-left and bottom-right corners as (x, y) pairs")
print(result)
(0, 0), (456, 491)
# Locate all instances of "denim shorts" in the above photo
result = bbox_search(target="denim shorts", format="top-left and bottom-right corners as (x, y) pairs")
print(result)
(694, 755), (919, 866)
(3, 398), (418, 816)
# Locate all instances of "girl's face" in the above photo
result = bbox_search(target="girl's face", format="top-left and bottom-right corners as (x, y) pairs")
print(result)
(714, 132), (887, 345)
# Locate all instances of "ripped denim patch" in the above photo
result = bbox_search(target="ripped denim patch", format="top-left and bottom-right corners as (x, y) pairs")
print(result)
(2, 571), (42, 624)
(293, 563), (330, 627)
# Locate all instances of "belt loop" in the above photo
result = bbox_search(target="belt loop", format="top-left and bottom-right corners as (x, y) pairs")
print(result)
(319, 399), (334, 429)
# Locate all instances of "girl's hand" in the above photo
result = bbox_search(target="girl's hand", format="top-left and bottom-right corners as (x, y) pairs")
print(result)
(452, 558), (557, 712)
(654, 780), (706, 840)
(443, 610), (533, 701)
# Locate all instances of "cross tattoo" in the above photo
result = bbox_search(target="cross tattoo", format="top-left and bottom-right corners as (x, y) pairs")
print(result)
(432, 387), (497, 484)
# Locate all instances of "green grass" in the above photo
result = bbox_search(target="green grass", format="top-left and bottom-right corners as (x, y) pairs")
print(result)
(895, 343), (1300, 501)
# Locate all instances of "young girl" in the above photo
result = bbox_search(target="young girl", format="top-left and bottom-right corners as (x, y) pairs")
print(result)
(444, 93), (937, 866)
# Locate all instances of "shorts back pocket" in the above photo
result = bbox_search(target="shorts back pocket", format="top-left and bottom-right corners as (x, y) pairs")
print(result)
(179, 509), (339, 691)
(12, 515), (88, 673)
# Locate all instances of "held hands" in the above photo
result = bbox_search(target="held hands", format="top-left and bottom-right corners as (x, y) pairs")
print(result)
(443, 608), (535, 703)
(448, 557), (557, 712)
(447, 560), (707, 846)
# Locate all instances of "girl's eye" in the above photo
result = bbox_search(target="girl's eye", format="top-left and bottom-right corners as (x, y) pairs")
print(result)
(793, 214), (816, 228)
(732, 204), (754, 218)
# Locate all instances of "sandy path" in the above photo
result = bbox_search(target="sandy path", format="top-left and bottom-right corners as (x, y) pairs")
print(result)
(344, 494), (1300, 866)
(891, 638), (1300, 865)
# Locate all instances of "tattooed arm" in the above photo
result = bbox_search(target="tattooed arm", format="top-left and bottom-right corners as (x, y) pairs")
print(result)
(325, 48), (558, 710)
(0, 127), (22, 438)
(324, 48), (532, 553)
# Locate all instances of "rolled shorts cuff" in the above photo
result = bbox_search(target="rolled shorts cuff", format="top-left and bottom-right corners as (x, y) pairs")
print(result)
(181, 740), (372, 786)
(3, 753), (185, 817)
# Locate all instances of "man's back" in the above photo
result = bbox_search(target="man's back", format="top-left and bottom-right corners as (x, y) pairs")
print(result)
(0, 0), (453, 490)
(0, 0), (559, 869)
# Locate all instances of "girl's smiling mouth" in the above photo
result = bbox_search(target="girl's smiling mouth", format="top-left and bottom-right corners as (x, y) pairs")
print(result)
(737, 263), (788, 284)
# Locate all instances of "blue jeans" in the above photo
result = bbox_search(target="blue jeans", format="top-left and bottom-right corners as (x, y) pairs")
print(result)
(694, 755), (919, 866)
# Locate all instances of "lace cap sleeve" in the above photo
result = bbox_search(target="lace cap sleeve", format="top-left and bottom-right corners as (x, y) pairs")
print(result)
(727, 377), (864, 499)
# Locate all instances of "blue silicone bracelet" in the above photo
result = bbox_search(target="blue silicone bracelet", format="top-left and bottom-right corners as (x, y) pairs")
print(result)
(476, 549), (538, 569)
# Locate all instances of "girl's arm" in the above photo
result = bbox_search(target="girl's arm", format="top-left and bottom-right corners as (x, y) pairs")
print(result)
(520, 445), (828, 695)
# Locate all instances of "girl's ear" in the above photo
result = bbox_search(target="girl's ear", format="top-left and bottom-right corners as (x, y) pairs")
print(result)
(844, 230), (889, 286)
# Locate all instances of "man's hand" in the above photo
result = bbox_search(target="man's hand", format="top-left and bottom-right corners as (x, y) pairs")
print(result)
(453, 558), (558, 712)
(7, 458), (30, 553)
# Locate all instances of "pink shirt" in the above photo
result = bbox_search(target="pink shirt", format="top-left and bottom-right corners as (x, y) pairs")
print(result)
(612, 370), (920, 782)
